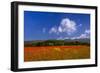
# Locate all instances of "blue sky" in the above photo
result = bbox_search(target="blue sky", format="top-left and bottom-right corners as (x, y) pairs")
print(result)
(24, 11), (90, 41)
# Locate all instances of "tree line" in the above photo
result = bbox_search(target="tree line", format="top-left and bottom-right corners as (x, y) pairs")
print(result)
(24, 40), (90, 47)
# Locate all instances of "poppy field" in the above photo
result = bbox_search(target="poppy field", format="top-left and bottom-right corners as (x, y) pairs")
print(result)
(24, 45), (90, 62)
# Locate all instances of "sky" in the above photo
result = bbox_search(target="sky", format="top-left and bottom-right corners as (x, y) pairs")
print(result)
(24, 11), (90, 41)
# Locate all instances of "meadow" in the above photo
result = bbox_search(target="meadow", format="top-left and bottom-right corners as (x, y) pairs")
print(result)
(24, 45), (90, 62)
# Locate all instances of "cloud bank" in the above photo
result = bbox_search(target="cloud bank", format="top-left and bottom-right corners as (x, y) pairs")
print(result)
(58, 29), (90, 40)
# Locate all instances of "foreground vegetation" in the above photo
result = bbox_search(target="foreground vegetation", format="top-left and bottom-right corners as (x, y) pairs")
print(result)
(24, 45), (90, 62)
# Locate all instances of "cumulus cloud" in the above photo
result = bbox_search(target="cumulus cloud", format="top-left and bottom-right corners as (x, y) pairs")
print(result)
(59, 18), (77, 35)
(49, 18), (77, 35)
(49, 17), (90, 39)
(49, 27), (57, 34)
(70, 29), (90, 40)
(80, 29), (90, 38)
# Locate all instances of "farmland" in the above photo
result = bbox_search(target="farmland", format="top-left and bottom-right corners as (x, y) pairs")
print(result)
(24, 45), (90, 62)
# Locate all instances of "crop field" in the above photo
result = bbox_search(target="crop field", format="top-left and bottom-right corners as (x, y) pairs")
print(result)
(24, 45), (90, 62)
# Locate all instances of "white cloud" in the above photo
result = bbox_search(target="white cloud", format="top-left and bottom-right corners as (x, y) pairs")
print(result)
(57, 36), (69, 40)
(70, 29), (90, 39)
(85, 29), (90, 34)
(57, 36), (63, 40)
(59, 18), (77, 35)
(64, 37), (70, 39)
(49, 17), (90, 39)
(58, 26), (63, 32)
(49, 18), (77, 35)
(77, 33), (88, 39)
(78, 29), (90, 39)
(70, 37), (77, 40)
(49, 27), (57, 34)
(57, 29), (90, 40)
(43, 28), (46, 33)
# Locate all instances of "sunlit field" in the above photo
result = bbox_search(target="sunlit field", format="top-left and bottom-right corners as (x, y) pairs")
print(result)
(24, 45), (90, 62)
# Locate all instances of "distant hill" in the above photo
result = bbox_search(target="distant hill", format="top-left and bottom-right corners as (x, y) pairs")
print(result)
(64, 38), (90, 43)
(24, 38), (90, 47)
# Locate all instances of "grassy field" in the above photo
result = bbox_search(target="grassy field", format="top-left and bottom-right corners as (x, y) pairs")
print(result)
(24, 45), (90, 62)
